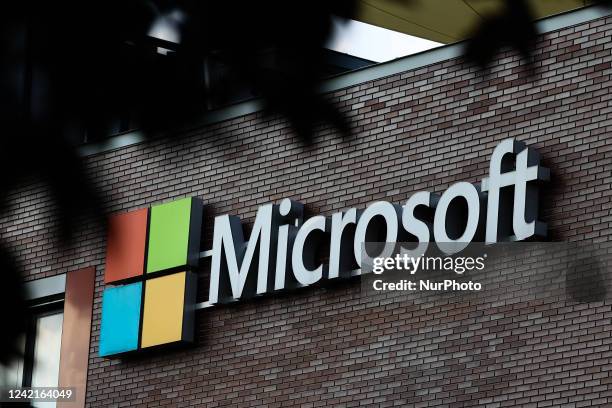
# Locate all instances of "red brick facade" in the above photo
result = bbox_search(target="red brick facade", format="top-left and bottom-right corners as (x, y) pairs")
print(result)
(2, 13), (612, 407)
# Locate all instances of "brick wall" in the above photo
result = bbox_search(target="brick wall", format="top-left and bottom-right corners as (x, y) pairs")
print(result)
(2, 13), (612, 407)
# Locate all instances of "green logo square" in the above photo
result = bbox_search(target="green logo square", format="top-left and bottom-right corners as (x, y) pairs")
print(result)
(146, 197), (202, 273)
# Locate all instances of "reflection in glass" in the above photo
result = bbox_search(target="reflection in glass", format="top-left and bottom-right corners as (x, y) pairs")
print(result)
(31, 312), (63, 408)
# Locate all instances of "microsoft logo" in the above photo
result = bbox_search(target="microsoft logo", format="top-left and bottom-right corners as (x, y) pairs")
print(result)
(96, 138), (549, 356)
(99, 197), (202, 357)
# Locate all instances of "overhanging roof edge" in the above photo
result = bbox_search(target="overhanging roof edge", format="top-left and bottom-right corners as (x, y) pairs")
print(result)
(79, 5), (612, 157)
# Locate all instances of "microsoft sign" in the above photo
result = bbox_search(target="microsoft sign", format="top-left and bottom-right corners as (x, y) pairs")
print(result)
(99, 138), (549, 357)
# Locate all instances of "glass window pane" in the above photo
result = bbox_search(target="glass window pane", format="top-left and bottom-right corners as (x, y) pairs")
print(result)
(31, 312), (63, 408)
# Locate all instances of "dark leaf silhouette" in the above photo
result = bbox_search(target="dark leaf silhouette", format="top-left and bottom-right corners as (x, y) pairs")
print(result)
(0, 244), (28, 366)
(2, 0), (603, 369)
(0, 0), (359, 367)
(464, 0), (537, 72)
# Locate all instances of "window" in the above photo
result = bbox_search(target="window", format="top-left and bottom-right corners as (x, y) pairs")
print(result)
(1, 300), (64, 408)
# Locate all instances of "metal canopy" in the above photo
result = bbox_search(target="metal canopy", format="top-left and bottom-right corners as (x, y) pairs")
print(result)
(355, 0), (592, 43)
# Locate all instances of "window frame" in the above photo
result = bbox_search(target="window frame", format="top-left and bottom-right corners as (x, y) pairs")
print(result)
(20, 295), (65, 388)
